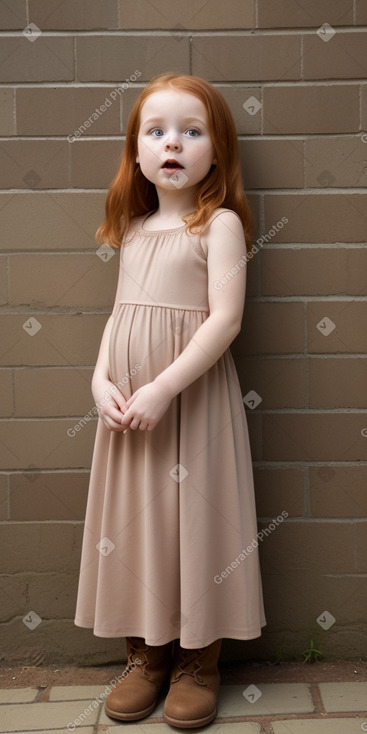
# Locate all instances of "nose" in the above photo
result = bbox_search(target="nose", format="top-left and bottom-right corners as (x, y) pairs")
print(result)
(164, 130), (182, 152)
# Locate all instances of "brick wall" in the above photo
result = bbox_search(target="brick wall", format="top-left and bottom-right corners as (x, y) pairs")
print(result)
(0, 0), (366, 664)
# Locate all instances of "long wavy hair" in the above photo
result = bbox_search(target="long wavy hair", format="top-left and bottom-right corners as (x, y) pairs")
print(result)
(96, 72), (253, 250)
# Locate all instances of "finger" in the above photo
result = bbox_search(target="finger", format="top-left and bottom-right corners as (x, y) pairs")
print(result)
(102, 417), (125, 432)
(125, 391), (138, 409)
(114, 391), (128, 413)
(105, 402), (127, 421)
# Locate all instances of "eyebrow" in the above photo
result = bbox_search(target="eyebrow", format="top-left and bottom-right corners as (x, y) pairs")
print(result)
(141, 117), (207, 126)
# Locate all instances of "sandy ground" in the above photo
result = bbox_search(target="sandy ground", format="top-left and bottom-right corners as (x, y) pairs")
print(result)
(0, 660), (366, 689)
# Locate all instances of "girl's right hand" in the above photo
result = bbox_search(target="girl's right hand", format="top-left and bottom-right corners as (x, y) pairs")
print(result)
(92, 378), (129, 432)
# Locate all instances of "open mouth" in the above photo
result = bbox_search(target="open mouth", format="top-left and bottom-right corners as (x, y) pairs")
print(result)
(162, 159), (184, 171)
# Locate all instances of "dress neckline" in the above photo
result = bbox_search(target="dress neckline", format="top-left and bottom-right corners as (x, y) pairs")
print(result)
(137, 212), (187, 234)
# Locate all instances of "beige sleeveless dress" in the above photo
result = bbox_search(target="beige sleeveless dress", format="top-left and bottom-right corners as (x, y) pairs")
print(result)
(74, 207), (266, 648)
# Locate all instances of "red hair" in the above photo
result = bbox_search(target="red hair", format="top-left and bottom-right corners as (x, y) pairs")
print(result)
(96, 72), (253, 251)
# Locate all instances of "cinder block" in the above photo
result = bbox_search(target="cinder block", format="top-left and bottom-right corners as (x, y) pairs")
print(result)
(27, 572), (79, 618)
(258, 0), (354, 27)
(213, 87), (262, 135)
(355, 523), (367, 572)
(259, 521), (355, 573)
(305, 136), (367, 188)
(28, 0), (118, 29)
(0, 256), (8, 305)
(76, 36), (190, 82)
(0, 0), (27, 29)
(0, 37), (74, 82)
(71, 139), (124, 188)
(0, 193), (106, 251)
(0, 418), (96, 469)
(310, 465), (367, 518)
(192, 34), (302, 81)
(0, 475), (8, 520)
(9, 254), (117, 309)
(261, 570), (367, 635)
(0, 616), (122, 665)
(253, 466), (305, 518)
(0, 140), (69, 189)
(240, 139), (304, 189)
(16, 87), (121, 136)
(9, 470), (89, 520)
(304, 32), (367, 80)
(243, 254), (260, 298)
(263, 85), (359, 134)
(14, 367), (94, 417)
(309, 357), (367, 408)
(0, 89), (15, 135)
(307, 301), (367, 354)
(0, 523), (80, 573)
(264, 194), (367, 242)
(356, 0), (367, 23)
(119, 0), (255, 29)
(0, 313), (108, 366)
(232, 303), (305, 355)
(262, 413), (367, 462)
(236, 356), (307, 408)
(261, 248), (367, 296)
(0, 369), (13, 417)
(0, 574), (27, 621)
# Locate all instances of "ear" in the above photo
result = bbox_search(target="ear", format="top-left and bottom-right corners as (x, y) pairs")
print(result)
(136, 154), (139, 164)
(212, 158), (217, 165)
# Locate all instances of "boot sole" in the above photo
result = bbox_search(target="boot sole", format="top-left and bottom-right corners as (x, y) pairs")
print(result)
(105, 699), (157, 721)
(163, 708), (217, 729)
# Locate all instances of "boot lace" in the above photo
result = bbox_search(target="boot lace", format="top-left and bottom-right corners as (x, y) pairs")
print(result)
(173, 647), (206, 686)
(126, 637), (148, 678)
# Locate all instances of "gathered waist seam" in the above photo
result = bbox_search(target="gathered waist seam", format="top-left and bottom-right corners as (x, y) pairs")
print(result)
(117, 300), (209, 313)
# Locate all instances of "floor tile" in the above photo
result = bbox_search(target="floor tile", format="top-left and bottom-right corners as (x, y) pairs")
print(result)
(0, 700), (101, 732)
(319, 682), (367, 712)
(98, 726), (173, 733)
(272, 719), (367, 733)
(216, 683), (314, 716)
(0, 688), (38, 703)
(25, 730), (95, 734)
(98, 723), (263, 733)
(49, 684), (110, 701)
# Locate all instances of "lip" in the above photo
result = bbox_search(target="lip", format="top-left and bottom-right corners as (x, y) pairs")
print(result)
(161, 158), (184, 172)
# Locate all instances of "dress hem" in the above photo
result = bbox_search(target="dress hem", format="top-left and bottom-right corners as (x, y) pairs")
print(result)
(74, 617), (267, 647)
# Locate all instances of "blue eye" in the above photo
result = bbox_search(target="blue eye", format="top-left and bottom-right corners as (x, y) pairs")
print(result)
(186, 129), (199, 136)
(151, 129), (164, 136)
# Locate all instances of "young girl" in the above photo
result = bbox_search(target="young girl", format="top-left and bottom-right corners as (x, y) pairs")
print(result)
(74, 72), (266, 729)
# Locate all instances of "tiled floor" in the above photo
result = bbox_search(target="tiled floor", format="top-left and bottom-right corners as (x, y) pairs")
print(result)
(1, 680), (367, 733)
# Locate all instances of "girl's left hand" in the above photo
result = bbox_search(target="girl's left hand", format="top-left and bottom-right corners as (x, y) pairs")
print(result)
(120, 381), (173, 432)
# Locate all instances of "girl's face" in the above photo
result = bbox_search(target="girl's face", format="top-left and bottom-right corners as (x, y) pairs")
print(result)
(136, 89), (216, 192)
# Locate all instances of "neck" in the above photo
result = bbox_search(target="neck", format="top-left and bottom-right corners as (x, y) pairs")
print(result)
(154, 185), (197, 221)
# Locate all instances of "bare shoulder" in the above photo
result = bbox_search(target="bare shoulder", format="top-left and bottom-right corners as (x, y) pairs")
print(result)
(201, 208), (245, 256)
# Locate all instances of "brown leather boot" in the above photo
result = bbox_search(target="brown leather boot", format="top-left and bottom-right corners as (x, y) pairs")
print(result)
(163, 639), (222, 728)
(105, 636), (173, 721)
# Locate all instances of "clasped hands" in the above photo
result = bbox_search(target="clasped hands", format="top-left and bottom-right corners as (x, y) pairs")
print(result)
(95, 378), (173, 433)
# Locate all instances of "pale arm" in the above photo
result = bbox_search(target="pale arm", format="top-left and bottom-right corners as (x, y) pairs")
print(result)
(91, 251), (129, 431)
(154, 211), (247, 397)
